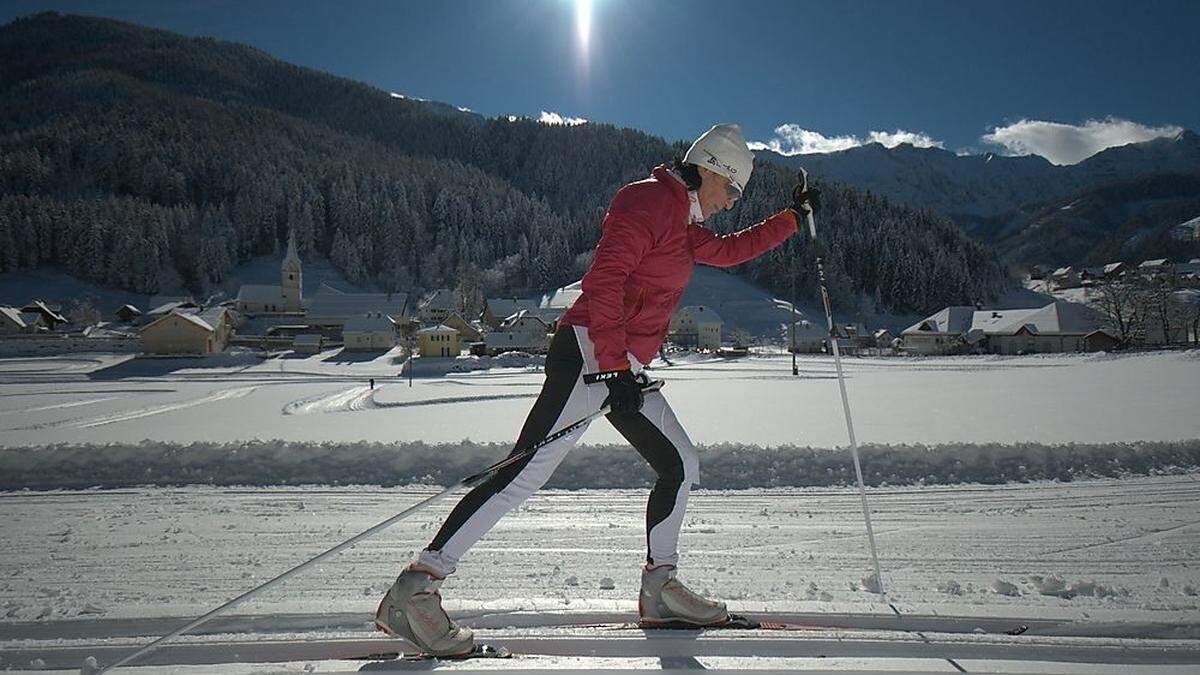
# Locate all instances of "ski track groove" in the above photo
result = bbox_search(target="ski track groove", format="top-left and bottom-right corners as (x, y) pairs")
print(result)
(282, 386), (537, 415)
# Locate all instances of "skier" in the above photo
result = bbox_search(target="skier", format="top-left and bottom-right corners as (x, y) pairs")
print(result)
(376, 123), (820, 655)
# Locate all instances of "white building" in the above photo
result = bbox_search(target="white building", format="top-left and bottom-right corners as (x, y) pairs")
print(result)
(418, 289), (456, 324)
(669, 305), (723, 350)
(903, 303), (1118, 355)
(342, 314), (396, 351)
(235, 232), (303, 314)
(484, 311), (550, 354)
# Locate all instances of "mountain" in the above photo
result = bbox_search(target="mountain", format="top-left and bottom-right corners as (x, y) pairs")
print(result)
(986, 173), (1200, 266)
(0, 12), (1009, 316)
(757, 130), (1200, 228)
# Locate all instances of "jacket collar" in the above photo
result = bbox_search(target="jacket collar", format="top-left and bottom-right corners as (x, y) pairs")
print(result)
(652, 164), (688, 206)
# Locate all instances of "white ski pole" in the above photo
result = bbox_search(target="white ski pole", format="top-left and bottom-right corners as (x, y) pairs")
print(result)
(797, 169), (887, 600)
(93, 380), (663, 674)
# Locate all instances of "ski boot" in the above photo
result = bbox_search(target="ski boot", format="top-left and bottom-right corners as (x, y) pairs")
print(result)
(375, 564), (474, 656)
(639, 564), (730, 627)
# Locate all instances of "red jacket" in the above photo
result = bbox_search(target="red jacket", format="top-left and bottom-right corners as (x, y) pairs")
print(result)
(559, 165), (799, 372)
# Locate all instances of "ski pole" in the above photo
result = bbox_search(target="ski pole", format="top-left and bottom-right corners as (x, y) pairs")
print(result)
(797, 169), (887, 600)
(93, 379), (663, 674)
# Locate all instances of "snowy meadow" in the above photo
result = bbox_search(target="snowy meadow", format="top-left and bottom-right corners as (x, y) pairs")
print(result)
(1, 348), (1198, 672)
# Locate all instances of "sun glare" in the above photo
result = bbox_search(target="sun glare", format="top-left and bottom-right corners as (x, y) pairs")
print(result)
(576, 0), (592, 54)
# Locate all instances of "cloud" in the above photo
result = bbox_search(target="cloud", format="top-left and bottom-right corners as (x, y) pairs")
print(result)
(538, 110), (588, 126)
(980, 117), (1183, 165)
(749, 124), (944, 155)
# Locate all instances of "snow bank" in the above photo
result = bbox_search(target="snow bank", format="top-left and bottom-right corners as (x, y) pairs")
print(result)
(1, 438), (1197, 491)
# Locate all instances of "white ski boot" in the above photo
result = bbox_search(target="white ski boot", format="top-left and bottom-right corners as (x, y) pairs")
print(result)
(375, 564), (474, 656)
(639, 564), (729, 627)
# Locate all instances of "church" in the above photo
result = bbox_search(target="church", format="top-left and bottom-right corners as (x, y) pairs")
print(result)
(235, 233), (304, 315)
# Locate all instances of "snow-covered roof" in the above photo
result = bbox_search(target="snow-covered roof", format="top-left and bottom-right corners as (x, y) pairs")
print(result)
(0, 306), (26, 328)
(196, 307), (227, 329)
(791, 320), (827, 339)
(116, 304), (142, 316)
(1140, 259), (1170, 268)
(419, 289), (455, 311)
(236, 284), (284, 304)
(542, 280), (583, 309)
(485, 298), (538, 318)
(505, 307), (562, 325)
(1051, 267), (1075, 276)
(903, 306), (975, 335)
(147, 300), (191, 316)
(500, 311), (550, 331)
(21, 300), (67, 324)
(673, 305), (723, 326)
(909, 303), (1107, 338)
(307, 290), (408, 322)
(416, 324), (457, 335)
(1103, 262), (1126, 275)
(343, 315), (396, 333)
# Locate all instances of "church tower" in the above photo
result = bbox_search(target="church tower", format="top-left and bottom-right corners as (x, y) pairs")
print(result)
(281, 230), (302, 312)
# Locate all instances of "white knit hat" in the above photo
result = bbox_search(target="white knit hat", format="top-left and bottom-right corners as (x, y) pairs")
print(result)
(683, 123), (754, 195)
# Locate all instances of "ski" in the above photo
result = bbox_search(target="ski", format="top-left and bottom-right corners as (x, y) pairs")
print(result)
(581, 613), (1030, 636)
(348, 644), (513, 662)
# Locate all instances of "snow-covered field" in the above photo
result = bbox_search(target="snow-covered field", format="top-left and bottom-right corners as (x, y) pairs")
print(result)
(1, 348), (1197, 449)
(1, 348), (1198, 672)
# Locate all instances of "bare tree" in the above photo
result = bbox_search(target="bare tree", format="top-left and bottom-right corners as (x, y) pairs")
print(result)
(1092, 279), (1147, 347)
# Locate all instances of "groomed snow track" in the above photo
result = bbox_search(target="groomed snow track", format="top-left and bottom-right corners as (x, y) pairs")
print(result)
(4, 611), (1199, 673)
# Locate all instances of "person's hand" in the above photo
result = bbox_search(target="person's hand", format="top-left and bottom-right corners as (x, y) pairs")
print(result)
(603, 370), (644, 415)
(791, 182), (821, 219)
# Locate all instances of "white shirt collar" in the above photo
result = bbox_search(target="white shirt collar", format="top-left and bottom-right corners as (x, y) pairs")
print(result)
(687, 190), (704, 224)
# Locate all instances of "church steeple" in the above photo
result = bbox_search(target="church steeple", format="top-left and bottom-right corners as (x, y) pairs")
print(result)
(281, 230), (302, 312)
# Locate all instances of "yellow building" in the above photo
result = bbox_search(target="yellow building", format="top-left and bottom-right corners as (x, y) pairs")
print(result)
(140, 307), (230, 355)
(417, 324), (460, 357)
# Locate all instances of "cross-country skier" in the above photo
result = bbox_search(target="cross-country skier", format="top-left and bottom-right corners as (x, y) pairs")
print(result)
(376, 123), (820, 655)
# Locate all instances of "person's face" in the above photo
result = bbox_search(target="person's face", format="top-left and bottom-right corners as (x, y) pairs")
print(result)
(697, 166), (740, 220)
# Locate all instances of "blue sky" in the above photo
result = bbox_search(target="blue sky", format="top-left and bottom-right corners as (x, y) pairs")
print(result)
(4, 0), (1198, 164)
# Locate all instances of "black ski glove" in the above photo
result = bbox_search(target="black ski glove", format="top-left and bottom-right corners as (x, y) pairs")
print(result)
(790, 183), (821, 220)
(602, 369), (644, 416)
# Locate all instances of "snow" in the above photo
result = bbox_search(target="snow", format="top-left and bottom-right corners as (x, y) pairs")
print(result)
(0, 348), (1197, 672)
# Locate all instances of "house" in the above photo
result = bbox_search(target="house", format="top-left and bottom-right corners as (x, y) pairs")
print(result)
(484, 312), (550, 354)
(1028, 265), (1047, 281)
(1102, 262), (1128, 279)
(874, 328), (897, 349)
(481, 298), (538, 329)
(901, 306), (976, 355)
(1051, 266), (1081, 290)
(114, 304), (142, 323)
(668, 305), (723, 350)
(1138, 259), (1173, 279)
(418, 289), (456, 324)
(292, 334), (323, 354)
(904, 303), (1117, 355)
(1175, 260), (1200, 288)
(306, 284), (409, 328)
(0, 307), (28, 334)
(235, 233), (303, 314)
(442, 312), (482, 342)
(787, 319), (827, 353)
(1080, 266), (1107, 285)
(417, 324), (460, 357)
(542, 280), (583, 309)
(140, 306), (231, 355)
(20, 300), (68, 329)
(342, 314), (397, 351)
(144, 297), (199, 324)
(518, 306), (564, 332)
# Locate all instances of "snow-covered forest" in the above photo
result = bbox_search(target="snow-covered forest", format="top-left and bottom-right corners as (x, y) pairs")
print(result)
(0, 12), (1009, 314)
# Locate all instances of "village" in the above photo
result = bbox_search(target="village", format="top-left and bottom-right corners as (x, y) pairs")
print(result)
(2, 231), (1199, 366)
